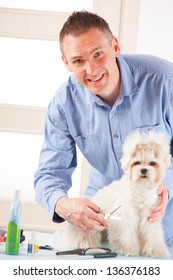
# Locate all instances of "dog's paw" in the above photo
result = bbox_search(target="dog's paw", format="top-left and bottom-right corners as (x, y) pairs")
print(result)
(111, 243), (140, 257)
(119, 247), (140, 257)
(141, 244), (170, 258)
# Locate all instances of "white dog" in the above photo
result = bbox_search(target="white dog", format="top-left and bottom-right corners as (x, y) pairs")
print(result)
(63, 130), (171, 257)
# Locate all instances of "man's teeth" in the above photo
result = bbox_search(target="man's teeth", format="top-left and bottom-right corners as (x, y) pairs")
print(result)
(91, 74), (103, 82)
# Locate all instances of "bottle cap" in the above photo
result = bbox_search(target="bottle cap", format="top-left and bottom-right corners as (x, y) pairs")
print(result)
(31, 231), (36, 240)
(14, 190), (21, 201)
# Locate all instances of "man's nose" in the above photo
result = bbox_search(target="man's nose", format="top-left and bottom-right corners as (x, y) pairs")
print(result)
(85, 60), (96, 74)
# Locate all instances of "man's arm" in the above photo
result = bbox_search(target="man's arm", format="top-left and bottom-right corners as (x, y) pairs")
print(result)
(148, 182), (169, 222)
(34, 101), (77, 219)
(55, 196), (107, 232)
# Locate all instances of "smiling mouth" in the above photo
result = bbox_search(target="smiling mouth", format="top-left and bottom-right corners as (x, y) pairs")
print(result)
(88, 74), (104, 82)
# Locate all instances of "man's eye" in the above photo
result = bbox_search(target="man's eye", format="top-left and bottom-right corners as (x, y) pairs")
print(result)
(94, 51), (103, 58)
(72, 59), (83, 64)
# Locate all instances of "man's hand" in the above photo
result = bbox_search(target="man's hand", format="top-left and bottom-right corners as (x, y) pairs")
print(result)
(55, 197), (107, 232)
(148, 182), (169, 222)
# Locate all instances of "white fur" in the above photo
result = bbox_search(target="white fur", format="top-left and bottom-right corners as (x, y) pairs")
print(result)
(62, 130), (171, 257)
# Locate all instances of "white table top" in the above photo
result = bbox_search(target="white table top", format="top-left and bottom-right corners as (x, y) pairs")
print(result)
(1, 230), (173, 260)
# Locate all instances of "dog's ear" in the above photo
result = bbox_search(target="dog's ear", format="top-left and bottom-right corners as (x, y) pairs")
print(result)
(163, 153), (171, 169)
(149, 131), (171, 169)
(120, 154), (131, 172)
(120, 131), (139, 172)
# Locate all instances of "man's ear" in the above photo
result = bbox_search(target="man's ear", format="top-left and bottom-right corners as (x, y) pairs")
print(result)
(112, 36), (120, 56)
(61, 55), (73, 72)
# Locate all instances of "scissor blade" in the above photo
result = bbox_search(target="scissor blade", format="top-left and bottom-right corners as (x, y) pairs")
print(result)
(109, 216), (122, 221)
(108, 205), (123, 218)
(56, 249), (85, 255)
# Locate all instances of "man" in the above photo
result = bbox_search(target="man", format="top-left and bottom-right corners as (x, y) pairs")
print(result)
(34, 11), (173, 244)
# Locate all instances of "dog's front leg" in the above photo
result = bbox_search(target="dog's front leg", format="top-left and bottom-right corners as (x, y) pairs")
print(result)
(107, 220), (140, 256)
(139, 221), (170, 257)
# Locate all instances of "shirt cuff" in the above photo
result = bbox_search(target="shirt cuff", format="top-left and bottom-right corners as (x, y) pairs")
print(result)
(48, 191), (67, 221)
(52, 211), (65, 223)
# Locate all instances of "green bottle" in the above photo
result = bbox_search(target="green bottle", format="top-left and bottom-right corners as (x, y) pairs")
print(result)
(5, 190), (22, 255)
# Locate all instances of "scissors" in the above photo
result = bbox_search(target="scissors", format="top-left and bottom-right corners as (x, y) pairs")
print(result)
(103, 205), (122, 220)
(56, 247), (117, 258)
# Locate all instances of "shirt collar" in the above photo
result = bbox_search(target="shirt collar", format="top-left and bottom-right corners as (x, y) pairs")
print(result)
(117, 55), (139, 97)
(85, 88), (110, 107)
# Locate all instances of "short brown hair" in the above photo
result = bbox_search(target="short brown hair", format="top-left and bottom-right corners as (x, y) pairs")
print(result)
(59, 10), (113, 53)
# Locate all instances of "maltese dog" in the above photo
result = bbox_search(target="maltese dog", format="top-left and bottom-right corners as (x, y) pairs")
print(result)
(63, 130), (171, 257)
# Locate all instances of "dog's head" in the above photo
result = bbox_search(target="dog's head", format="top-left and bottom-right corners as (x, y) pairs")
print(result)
(120, 130), (171, 186)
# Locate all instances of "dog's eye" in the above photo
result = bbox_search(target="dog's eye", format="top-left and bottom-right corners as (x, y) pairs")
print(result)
(134, 161), (141, 166)
(149, 161), (156, 166)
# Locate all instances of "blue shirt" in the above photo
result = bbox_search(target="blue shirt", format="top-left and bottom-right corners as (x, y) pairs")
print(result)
(34, 54), (173, 244)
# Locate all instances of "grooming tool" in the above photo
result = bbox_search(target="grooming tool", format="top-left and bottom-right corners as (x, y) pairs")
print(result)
(94, 252), (117, 258)
(0, 230), (6, 237)
(103, 205), (122, 220)
(39, 245), (54, 250)
(0, 229), (25, 244)
(0, 236), (5, 242)
(56, 247), (111, 256)
(5, 190), (22, 255)
(27, 231), (39, 254)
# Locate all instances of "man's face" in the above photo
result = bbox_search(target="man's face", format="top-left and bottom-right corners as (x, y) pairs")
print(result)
(61, 28), (120, 102)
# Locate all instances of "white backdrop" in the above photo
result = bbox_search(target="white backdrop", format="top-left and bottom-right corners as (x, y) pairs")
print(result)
(137, 0), (173, 62)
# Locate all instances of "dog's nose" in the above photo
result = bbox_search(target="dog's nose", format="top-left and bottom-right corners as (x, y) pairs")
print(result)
(141, 168), (148, 175)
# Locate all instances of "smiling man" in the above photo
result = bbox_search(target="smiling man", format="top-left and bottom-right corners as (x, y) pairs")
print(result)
(61, 27), (120, 107)
(34, 11), (173, 245)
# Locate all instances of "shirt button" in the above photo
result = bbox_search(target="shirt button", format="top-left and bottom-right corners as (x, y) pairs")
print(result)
(113, 134), (119, 138)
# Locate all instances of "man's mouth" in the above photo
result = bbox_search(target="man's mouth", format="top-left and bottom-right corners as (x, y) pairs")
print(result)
(87, 74), (104, 82)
